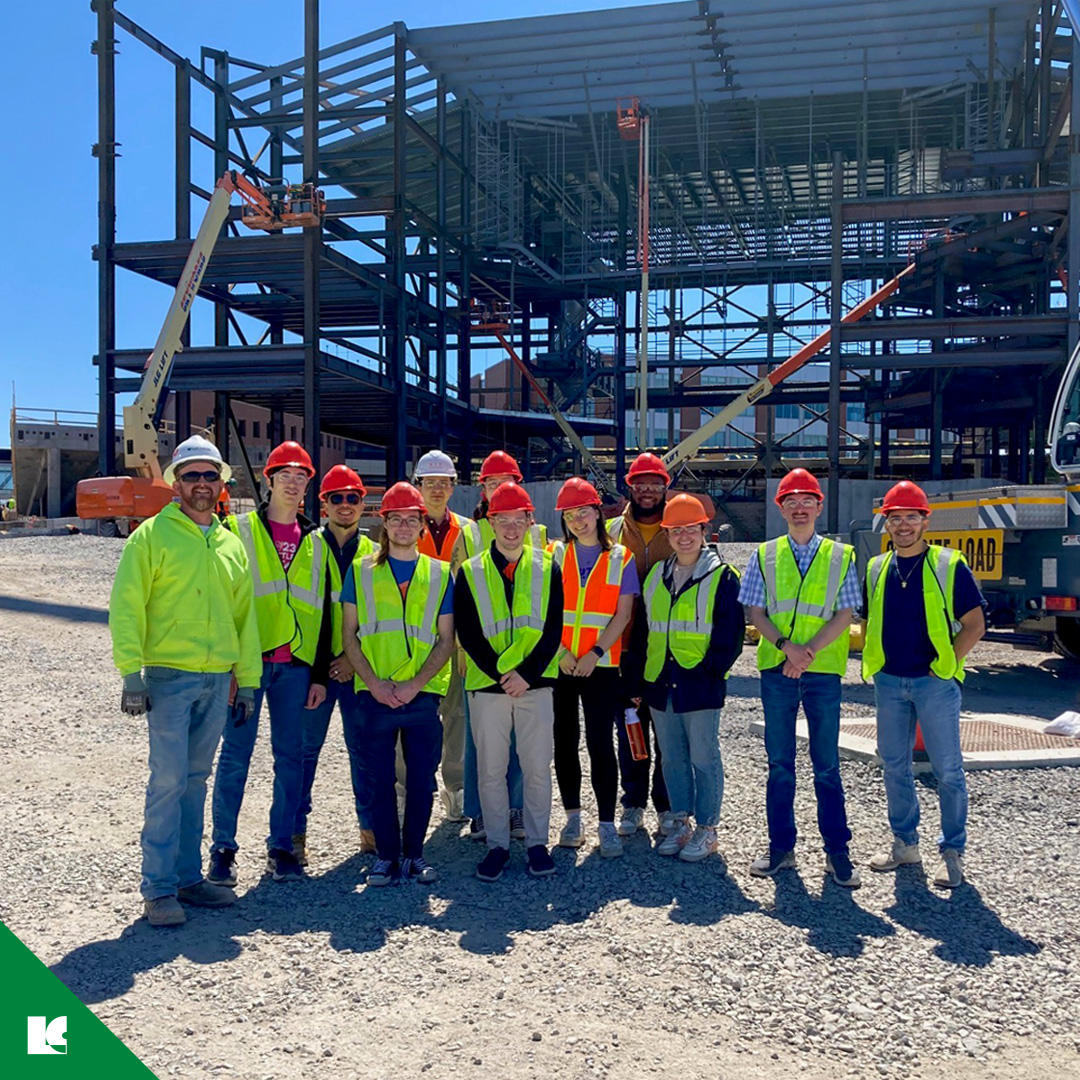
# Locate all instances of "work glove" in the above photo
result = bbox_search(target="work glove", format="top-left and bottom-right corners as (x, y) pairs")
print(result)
(121, 672), (150, 716)
(232, 687), (257, 727)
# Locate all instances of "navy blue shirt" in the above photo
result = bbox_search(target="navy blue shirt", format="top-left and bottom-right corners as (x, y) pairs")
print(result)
(876, 551), (983, 678)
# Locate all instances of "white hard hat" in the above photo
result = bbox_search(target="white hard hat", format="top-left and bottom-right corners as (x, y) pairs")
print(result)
(414, 449), (457, 480)
(164, 434), (233, 484)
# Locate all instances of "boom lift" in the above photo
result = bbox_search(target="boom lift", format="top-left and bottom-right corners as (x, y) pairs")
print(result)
(77, 172), (324, 530)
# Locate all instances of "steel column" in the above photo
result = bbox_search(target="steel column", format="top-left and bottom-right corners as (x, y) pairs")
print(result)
(95, 0), (117, 477)
(388, 29), (409, 481)
(827, 154), (843, 533)
(303, 0), (322, 513)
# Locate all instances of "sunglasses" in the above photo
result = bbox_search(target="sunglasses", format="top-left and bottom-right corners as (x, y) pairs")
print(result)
(327, 492), (362, 505)
(177, 470), (221, 483)
(630, 482), (666, 493)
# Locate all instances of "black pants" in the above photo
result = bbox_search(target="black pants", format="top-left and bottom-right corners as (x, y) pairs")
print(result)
(617, 700), (670, 814)
(553, 668), (623, 822)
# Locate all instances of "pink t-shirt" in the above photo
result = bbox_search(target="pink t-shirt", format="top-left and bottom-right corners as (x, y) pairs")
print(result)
(266, 518), (302, 663)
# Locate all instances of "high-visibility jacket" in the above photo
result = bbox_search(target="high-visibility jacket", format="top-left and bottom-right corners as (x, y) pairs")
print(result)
(862, 545), (967, 682)
(755, 535), (855, 675)
(228, 511), (326, 665)
(552, 540), (632, 666)
(351, 552), (451, 696)
(325, 528), (375, 656)
(642, 553), (733, 681)
(417, 509), (468, 562)
(109, 502), (262, 687)
(459, 545), (559, 690)
(460, 516), (547, 560)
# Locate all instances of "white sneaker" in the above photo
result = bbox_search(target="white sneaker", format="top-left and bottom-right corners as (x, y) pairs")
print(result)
(559, 813), (584, 849)
(598, 823), (624, 859)
(869, 838), (922, 872)
(657, 818), (691, 856)
(658, 810), (679, 836)
(678, 825), (719, 863)
(441, 788), (466, 822)
(933, 849), (964, 889)
(617, 807), (646, 837)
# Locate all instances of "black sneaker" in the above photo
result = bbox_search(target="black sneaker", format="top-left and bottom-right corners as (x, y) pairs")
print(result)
(826, 851), (862, 888)
(748, 849), (796, 878)
(367, 859), (399, 887)
(476, 847), (510, 882)
(526, 845), (556, 878)
(469, 816), (486, 842)
(267, 848), (305, 883)
(207, 848), (237, 887)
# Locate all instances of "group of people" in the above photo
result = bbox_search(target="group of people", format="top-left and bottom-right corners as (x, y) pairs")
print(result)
(109, 435), (985, 928)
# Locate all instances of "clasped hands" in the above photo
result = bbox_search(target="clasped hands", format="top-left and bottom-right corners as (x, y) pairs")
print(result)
(781, 640), (815, 679)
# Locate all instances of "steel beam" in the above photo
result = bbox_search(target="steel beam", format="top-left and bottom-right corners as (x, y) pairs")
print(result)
(827, 154), (843, 533)
(304, 0), (322, 513)
(841, 187), (1069, 223)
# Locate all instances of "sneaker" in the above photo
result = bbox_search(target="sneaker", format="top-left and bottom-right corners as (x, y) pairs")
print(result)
(266, 848), (305, 883)
(658, 810), (679, 837)
(177, 880), (236, 907)
(825, 851), (862, 888)
(933, 849), (965, 889)
(657, 818), (691, 856)
(559, 813), (584, 849)
(207, 848), (237, 887)
(510, 808), (526, 840)
(477, 847), (510, 882)
(441, 788), (466, 822)
(292, 832), (308, 867)
(469, 816), (487, 842)
(144, 896), (186, 927)
(749, 849), (796, 877)
(401, 857), (439, 884)
(617, 807), (646, 837)
(368, 858), (398, 887)
(359, 829), (377, 854)
(598, 823), (624, 859)
(679, 825), (719, 863)
(869, 839), (922, 872)
(526, 845), (556, 878)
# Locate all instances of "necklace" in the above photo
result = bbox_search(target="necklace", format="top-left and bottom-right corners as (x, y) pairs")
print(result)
(894, 552), (924, 589)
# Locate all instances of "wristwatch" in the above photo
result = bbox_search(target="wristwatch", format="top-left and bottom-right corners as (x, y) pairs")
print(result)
(775, 637), (789, 651)
(589, 645), (605, 659)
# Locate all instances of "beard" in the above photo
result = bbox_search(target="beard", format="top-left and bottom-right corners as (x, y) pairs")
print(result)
(629, 493), (665, 521)
(185, 491), (218, 513)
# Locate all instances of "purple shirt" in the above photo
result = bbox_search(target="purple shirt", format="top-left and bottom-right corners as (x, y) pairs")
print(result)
(572, 541), (640, 596)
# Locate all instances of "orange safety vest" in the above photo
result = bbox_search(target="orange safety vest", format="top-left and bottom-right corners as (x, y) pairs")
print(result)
(555, 541), (632, 667)
(417, 510), (467, 562)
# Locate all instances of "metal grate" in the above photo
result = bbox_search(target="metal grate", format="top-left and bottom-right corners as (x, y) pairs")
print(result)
(841, 720), (1080, 752)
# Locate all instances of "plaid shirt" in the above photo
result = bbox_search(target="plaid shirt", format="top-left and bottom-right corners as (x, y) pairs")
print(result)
(738, 533), (861, 614)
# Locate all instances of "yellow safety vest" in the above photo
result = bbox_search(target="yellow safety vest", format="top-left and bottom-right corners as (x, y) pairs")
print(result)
(862, 545), (967, 682)
(229, 512), (326, 664)
(461, 517), (548, 559)
(755, 535), (854, 675)
(642, 560), (730, 681)
(351, 553), (451, 696)
(460, 545), (559, 690)
(324, 528), (375, 656)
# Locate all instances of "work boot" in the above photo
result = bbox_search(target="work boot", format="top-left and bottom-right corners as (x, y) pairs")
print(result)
(869, 839), (922, 872)
(441, 788), (466, 822)
(292, 833), (308, 867)
(933, 849), (965, 889)
(144, 896), (186, 927)
(177, 880), (236, 907)
(359, 829), (377, 854)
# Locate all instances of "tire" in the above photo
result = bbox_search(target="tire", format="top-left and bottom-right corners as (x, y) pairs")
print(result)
(1052, 618), (1080, 660)
(98, 519), (119, 538)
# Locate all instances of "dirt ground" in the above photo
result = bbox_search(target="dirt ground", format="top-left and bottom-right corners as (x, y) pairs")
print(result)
(1, 536), (1079, 1080)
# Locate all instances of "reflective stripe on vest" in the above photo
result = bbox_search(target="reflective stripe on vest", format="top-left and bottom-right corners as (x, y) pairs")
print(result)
(642, 562), (726, 681)
(756, 535), (854, 675)
(862, 545), (966, 683)
(552, 541), (631, 667)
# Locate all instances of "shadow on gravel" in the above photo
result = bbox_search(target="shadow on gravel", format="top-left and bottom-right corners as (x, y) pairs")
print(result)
(885, 873), (1041, 966)
(961, 659), (1080, 718)
(0, 594), (109, 623)
(761, 870), (895, 958)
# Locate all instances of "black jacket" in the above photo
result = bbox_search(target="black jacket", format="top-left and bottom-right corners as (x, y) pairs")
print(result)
(625, 549), (743, 713)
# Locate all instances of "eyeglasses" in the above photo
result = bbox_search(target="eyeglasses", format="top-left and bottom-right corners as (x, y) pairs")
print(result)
(562, 507), (596, 523)
(886, 513), (926, 527)
(327, 492), (362, 505)
(177, 470), (221, 484)
(491, 515), (529, 529)
(630, 482), (666, 494)
(385, 514), (422, 528)
(782, 497), (820, 510)
(667, 525), (703, 537)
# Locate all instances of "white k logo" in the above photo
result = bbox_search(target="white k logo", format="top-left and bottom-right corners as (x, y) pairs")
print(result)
(27, 1015), (67, 1055)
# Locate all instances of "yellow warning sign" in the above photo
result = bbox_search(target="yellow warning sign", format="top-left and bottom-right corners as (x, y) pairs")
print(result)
(881, 530), (1004, 580)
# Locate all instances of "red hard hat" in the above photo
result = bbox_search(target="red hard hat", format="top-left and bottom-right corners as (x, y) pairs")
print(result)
(479, 450), (523, 482)
(319, 464), (366, 499)
(556, 476), (601, 511)
(882, 480), (931, 516)
(264, 441), (315, 479)
(661, 493), (710, 528)
(625, 452), (671, 486)
(775, 468), (824, 506)
(379, 481), (427, 516)
(487, 481), (535, 515)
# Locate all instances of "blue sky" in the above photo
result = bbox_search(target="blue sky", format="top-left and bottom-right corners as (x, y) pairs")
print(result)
(0, 0), (656, 441)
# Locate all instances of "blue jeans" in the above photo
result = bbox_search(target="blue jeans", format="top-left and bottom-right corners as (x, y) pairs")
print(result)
(760, 669), (851, 855)
(653, 700), (724, 826)
(463, 690), (523, 820)
(212, 660), (310, 854)
(617, 701), (671, 813)
(295, 679), (372, 835)
(141, 667), (230, 900)
(874, 672), (967, 853)
(357, 692), (443, 862)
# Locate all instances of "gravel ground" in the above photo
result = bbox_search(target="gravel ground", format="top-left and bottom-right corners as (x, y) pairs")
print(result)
(1, 535), (1079, 1080)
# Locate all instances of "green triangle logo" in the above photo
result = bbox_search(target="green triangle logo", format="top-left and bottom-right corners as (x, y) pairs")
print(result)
(0, 923), (158, 1078)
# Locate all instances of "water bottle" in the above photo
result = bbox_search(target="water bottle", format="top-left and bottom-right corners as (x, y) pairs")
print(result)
(624, 707), (649, 761)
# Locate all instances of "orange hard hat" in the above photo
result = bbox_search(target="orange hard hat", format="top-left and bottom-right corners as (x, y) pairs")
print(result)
(487, 481), (535, 515)
(379, 481), (427, 516)
(625, 452), (671, 486)
(882, 480), (931, 516)
(661, 493), (710, 528)
(775, 468), (824, 506)
(319, 464), (366, 499)
(556, 476), (601, 511)
(264, 441), (315, 479)
(479, 450), (523, 482)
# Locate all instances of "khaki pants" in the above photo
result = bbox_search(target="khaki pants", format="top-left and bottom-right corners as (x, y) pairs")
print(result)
(439, 658), (466, 793)
(469, 687), (554, 851)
